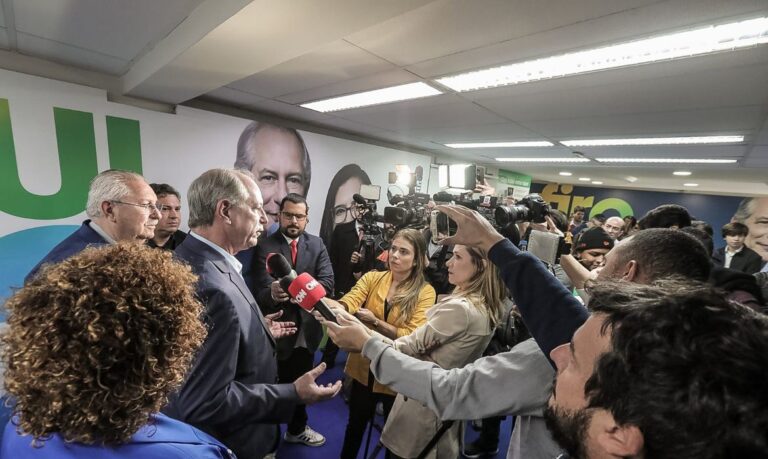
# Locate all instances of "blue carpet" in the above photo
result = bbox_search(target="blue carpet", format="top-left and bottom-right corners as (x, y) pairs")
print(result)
(275, 350), (511, 458)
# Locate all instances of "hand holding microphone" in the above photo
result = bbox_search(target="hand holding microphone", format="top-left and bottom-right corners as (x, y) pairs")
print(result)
(286, 273), (339, 323)
(266, 253), (295, 302)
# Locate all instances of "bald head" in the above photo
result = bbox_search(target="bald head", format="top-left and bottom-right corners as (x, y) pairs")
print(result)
(603, 216), (624, 240)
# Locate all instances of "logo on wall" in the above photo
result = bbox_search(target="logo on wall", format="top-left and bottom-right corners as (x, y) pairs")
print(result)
(539, 183), (634, 217)
(0, 98), (143, 219)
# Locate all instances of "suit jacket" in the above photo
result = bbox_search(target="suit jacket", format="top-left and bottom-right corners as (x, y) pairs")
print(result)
(26, 220), (107, 282)
(251, 231), (334, 357)
(712, 246), (764, 274)
(164, 235), (299, 459)
(2, 413), (234, 459)
(330, 220), (360, 297)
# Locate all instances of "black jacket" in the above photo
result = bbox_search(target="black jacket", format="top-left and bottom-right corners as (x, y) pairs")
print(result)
(711, 245), (764, 274)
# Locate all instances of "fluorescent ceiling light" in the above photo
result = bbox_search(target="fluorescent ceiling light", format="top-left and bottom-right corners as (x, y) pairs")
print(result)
(591, 181), (604, 185)
(301, 82), (442, 112)
(494, 157), (590, 163)
(436, 17), (768, 92)
(579, 177), (591, 181)
(625, 176), (638, 183)
(559, 172), (573, 176)
(683, 183), (699, 187)
(595, 158), (737, 164)
(446, 141), (554, 148)
(673, 171), (692, 176)
(561, 135), (744, 147)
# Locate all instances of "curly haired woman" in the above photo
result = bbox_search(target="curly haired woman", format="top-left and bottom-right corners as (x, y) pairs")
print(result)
(1, 243), (233, 459)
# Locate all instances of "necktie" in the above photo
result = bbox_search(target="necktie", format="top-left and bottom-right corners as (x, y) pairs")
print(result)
(290, 239), (298, 266)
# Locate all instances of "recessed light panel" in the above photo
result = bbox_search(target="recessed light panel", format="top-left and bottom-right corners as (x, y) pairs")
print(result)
(445, 141), (554, 148)
(561, 136), (744, 147)
(436, 17), (768, 92)
(301, 82), (442, 112)
(595, 158), (737, 164)
(494, 158), (590, 163)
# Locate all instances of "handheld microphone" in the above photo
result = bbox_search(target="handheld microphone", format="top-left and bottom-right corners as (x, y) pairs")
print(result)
(266, 253), (297, 293)
(286, 273), (338, 324)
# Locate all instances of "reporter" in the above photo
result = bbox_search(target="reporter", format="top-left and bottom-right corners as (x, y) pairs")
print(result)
(1, 243), (229, 458)
(336, 228), (436, 459)
(342, 244), (504, 458)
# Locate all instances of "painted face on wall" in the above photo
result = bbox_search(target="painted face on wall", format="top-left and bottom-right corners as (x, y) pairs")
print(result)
(743, 197), (768, 261)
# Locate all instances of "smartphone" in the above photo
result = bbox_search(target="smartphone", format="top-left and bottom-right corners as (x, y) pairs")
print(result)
(430, 210), (457, 243)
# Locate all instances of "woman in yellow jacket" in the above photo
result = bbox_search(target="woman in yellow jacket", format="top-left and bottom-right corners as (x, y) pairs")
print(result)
(337, 228), (436, 459)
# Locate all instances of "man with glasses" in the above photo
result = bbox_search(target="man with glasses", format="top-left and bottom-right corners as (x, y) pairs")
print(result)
(251, 193), (334, 447)
(147, 183), (187, 250)
(26, 169), (159, 281)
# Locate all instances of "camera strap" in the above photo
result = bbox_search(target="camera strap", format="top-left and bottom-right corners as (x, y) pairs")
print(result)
(416, 420), (454, 459)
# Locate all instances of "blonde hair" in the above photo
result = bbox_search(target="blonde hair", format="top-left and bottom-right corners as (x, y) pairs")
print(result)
(389, 228), (430, 324)
(452, 245), (505, 327)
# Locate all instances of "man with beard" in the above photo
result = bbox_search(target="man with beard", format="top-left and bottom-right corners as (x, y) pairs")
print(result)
(317, 212), (714, 458)
(252, 193), (334, 447)
(435, 205), (766, 459)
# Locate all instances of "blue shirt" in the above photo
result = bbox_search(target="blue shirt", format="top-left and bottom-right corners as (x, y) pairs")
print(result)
(2, 413), (234, 459)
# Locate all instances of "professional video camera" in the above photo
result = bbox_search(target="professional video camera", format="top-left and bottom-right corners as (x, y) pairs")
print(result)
(494, 193), (551, 225)
(383, 190), (431, 230)
(351, 189), (388, 274)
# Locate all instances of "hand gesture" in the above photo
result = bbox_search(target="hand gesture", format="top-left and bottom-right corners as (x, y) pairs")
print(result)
(436, 205), (505, 252)
(354, 308), (377, 326)
(293, 363), (342, 404)
(350, 251), (361, 264)
(264, 310), (296, 339)
(270, 280), (290, 303)
(323, 313), (374, 353)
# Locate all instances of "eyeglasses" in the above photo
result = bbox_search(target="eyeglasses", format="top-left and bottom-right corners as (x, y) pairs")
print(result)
(112, 200), (159, 213)
(280, 212), (307, 221)
(334, 204), (367, 223)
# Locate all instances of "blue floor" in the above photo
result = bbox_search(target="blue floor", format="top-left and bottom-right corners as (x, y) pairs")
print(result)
(276, 350), (512, 459)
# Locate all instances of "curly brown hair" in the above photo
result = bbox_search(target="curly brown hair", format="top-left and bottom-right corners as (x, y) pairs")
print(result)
(2, 243), (206, 445)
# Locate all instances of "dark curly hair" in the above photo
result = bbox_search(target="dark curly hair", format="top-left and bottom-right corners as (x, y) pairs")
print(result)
(584, 280), (768, 458)
(2, 243), (206, 445)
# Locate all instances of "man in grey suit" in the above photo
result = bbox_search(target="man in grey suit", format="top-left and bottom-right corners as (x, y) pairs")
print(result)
(164, 168), (341, 459)
(251, 193), (334, 447)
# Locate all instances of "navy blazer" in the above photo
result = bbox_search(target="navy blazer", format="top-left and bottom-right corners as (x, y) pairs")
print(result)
(251, 231), (334, 356)
(25, 220), (107, 282)
(712, 246), (764, 275)
(164, 235), (299, 459)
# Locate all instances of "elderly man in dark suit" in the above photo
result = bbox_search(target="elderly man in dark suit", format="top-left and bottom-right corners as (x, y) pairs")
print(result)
(26, 169), (159, 282)
(251, 193), (334, 447)
(164, 169), (340, 459)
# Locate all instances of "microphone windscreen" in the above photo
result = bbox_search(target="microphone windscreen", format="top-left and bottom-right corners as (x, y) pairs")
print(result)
(352, 193), (367, 205)
(287, 273), (327, 312)
(266, 253), (293, 278)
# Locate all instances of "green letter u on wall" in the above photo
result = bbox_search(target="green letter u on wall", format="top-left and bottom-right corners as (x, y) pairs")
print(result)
(0, 98), (142, 219)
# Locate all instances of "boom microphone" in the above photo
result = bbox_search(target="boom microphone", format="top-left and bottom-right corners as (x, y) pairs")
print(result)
(286, 273), (338, 324)
(266, 253), (297, 292)
(352, 193), (367, 205)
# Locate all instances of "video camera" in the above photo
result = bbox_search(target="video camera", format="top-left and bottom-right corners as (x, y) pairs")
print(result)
(494, 193), (551, 225)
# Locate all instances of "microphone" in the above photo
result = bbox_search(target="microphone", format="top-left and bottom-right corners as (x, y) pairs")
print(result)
(266, 253), (296, 292)
(286, 273), (338, 323)
(352, 193), (367, 205)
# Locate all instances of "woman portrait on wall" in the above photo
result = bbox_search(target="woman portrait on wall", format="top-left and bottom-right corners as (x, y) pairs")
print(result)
(328, 228), (436, 459)
(318, 243), (505, 458)
(318, 163), (372, 251)
(0, 243), (229, 459)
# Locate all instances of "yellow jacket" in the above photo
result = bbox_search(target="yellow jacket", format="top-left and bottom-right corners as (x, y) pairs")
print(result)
(340, 270), (435, 394)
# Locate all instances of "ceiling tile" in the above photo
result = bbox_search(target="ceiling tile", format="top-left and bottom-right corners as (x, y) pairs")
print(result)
(13, 0), (205, 61)
(520, 106), (765, 138)
(334, 99), (508, 131)
(474, 63), (768, 122)
(743, 147), (768, 166)
(347, 0), (659, 67)
(228, 40), (396, 98)
(0, 5), (5, 27)
(16, 32), (127, 74)
(407, 0), (768, 78)
(0, 29), (8, 50)
(398, 123), (544, 143)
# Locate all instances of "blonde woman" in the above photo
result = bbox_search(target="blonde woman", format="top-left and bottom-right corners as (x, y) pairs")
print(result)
(322, 244), (505, 458)
(334, 228), (436, 459)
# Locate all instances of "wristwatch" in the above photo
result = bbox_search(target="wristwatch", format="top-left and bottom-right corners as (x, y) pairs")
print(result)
(373, 319), (379, 328)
